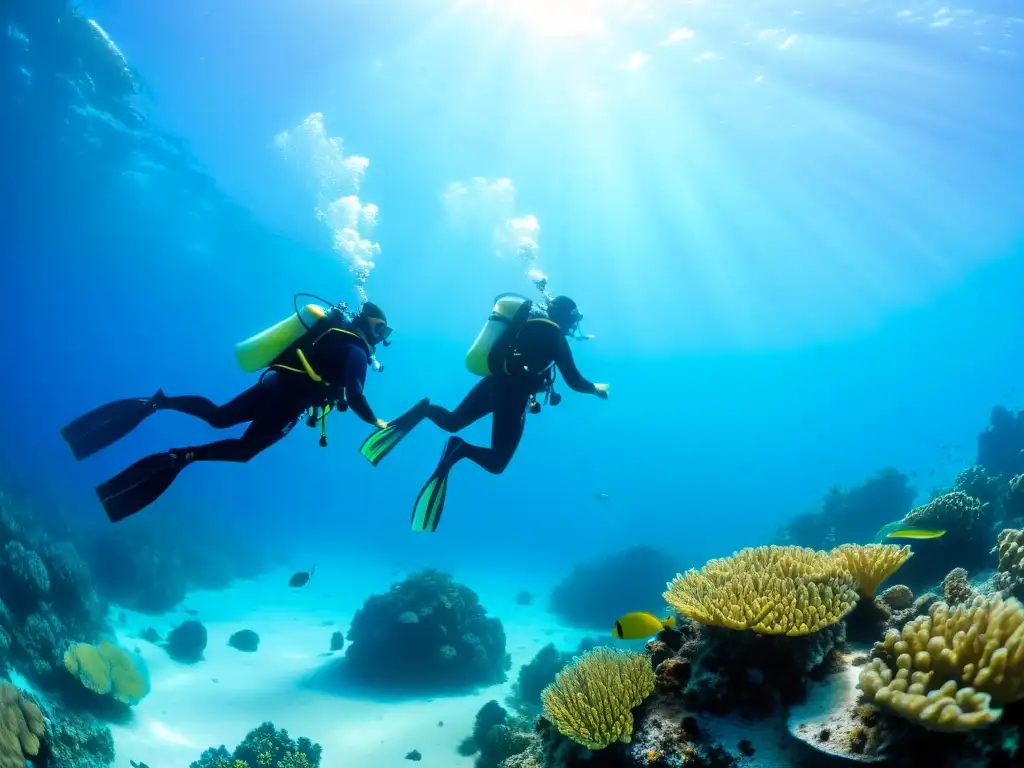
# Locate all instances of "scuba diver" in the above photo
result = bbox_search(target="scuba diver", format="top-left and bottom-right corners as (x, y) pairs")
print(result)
(359, 293), (608, 533)
(61, 297), (392, 523)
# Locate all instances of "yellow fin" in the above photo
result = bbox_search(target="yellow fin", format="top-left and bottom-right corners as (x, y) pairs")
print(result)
(886, 528), (946, 540)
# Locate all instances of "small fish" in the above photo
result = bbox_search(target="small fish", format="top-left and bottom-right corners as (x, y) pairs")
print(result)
(595, 492), (611, 502)
(612, 612), (676, 640)
(886, 528), (946, 540)
(289, 565), (316, 588)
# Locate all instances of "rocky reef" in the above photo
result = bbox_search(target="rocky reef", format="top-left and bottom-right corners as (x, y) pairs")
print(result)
(341, 569), (511, 693)
(189, 721), (322, 767)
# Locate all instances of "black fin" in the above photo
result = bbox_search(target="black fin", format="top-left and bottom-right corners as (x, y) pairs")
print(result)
(61, 391), (161, 461)
(96, 451), (186, 523)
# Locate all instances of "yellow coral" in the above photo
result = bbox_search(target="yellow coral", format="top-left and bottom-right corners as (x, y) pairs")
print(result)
(0, 682), (45, 768)
(98, 642), (150, 705)
(664, 545), (859, 636)
(64, 642), (112, 695)
(64, 641), (149, 705)
(830, 543), (912, 599)
(541, 648), (654, 750)
(858, 594), (1024, 731)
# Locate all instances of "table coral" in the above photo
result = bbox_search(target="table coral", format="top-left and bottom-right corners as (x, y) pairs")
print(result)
(664, 545), (859, 635)
(830, 543), (912, 599)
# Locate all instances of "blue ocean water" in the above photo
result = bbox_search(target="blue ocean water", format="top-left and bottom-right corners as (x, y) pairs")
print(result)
(2, 1), (1024, 765)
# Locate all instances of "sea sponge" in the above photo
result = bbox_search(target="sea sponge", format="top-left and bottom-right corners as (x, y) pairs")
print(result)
(830, 543), (912, 599)
(0, 682), (45, 768)
(540, 648), (655, 750)
(664, 545), (859, 636)
(859, 594), (1024, 731)
(64, 641), (149, 705)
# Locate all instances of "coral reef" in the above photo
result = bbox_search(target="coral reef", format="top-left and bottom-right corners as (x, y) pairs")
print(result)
(548, 546), (677, 630)
(859, 594), (1024, 731)
(977, 406), (1024, 480)
(778, 468), (915, 549)
(80, 512), (280, 615)
(344, 570), (510, 692)
(684, 622), (846, 717)
(64, 641), (150, 706)
(165, 619), (208, 664)
(541, 647), (655, 750)
(38, 702), (116, 768)
(508, 638), (600, 716)
(190, 722), (322, 767)
(0, 490), (106, 688)
(995, 527), (1024, 601)
(0, 682), (44, 767)
(457, 700), (536, 767)
(890, 491), (993, 588)
(665, 544), (908, 635)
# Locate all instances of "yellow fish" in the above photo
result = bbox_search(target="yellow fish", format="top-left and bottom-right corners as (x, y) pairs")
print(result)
(612, 612), (676, 640)
(886, 528), (946, 540)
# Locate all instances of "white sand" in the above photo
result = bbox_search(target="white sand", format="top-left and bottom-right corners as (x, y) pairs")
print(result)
(108, 565), (595, 768)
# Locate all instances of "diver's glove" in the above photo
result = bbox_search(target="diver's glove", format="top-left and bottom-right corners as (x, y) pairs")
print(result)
(594, 383), (610, 400)
(375, 418), (389, 429)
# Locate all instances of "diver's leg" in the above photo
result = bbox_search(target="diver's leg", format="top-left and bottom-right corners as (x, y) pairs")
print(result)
(424, 379), (495, 433)
(156, 378), (272, 429)
(456, 389), (528, 475)
(180, 408), (304, 464)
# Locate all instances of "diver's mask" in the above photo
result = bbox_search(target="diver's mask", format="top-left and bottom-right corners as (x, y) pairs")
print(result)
(566, 310), (591, 341)
(365, 318), (393, 347)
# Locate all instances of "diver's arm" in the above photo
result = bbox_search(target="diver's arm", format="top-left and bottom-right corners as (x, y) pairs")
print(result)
(554, 337), (599, 394)
(343, 346), (380, 426)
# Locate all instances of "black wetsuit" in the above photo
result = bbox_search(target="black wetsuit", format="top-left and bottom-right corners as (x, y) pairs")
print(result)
(160, 327), (379, 463)
(425, 318), (597, 474)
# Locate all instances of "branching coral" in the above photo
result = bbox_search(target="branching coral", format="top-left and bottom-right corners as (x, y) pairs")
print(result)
(858, 594), (1024, 732)
(0, 682), (45, 768)
(64, 641), (149, 705)
(664, 545), (859, 636)
(830, 543), (912, 599)
(541, 648), (655, 750)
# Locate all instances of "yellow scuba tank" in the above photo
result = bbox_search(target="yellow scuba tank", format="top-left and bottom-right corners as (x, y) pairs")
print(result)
(465, 294), (529, 376)
(234, 304), (328, 373)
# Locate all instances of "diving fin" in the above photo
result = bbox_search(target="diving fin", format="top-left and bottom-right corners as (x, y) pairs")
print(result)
(410, 437), (464, 533)
(96, 449), (190, 523)
(360, 397), (430, 468)
(61, 391), (163, 461)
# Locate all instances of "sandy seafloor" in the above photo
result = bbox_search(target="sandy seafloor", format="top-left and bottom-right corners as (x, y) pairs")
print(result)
(93, 561), (795, 768)
(106, 562), (594, 768)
